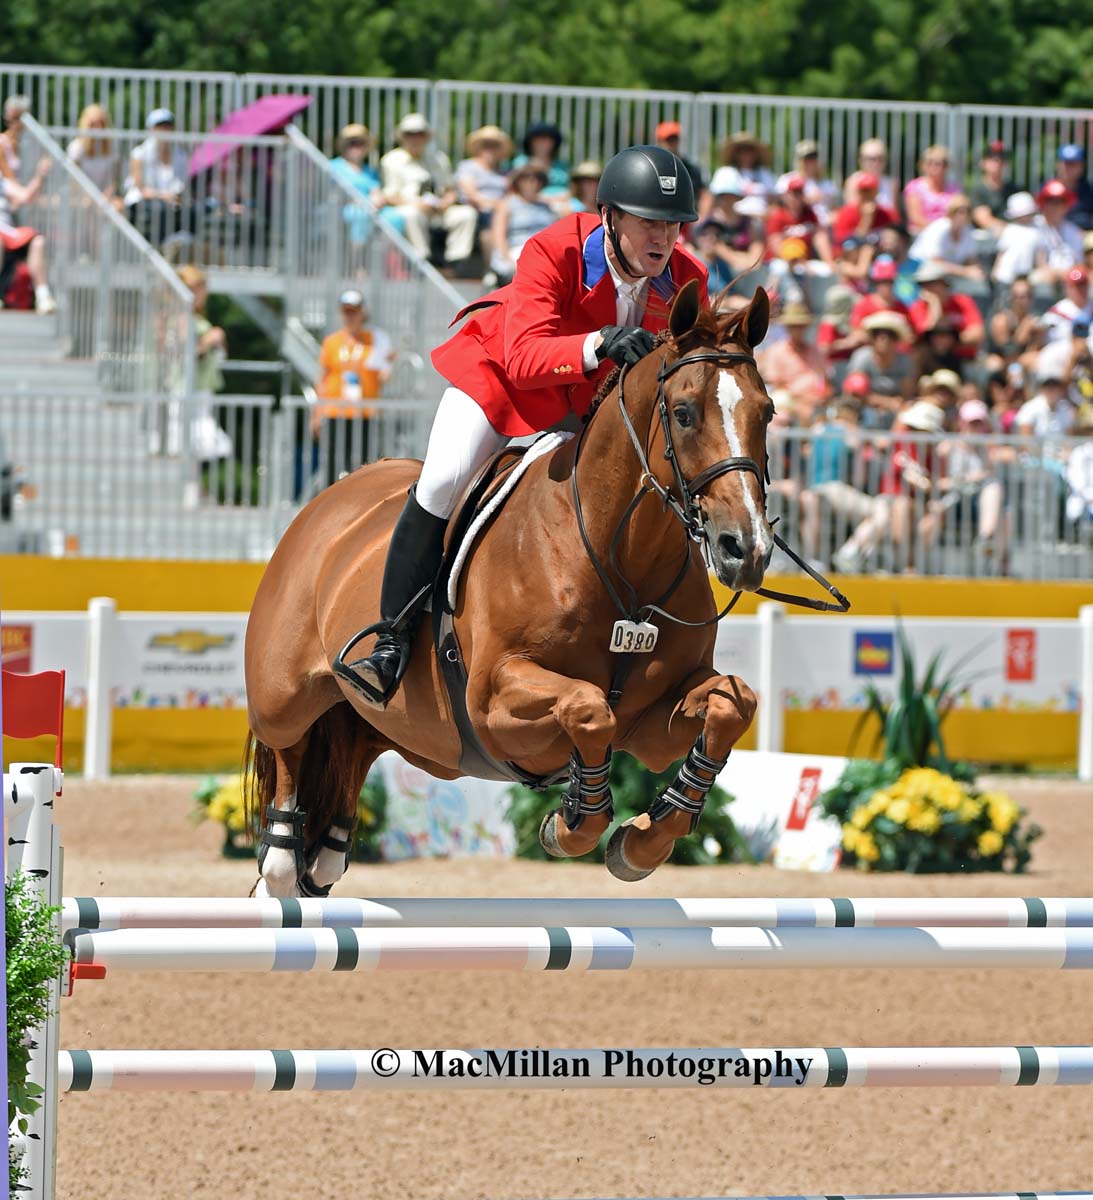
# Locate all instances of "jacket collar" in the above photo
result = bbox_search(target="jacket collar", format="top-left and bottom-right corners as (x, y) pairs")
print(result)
(581, 224), (678, 300)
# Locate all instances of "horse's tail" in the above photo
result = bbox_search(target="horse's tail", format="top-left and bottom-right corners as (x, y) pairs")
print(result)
(243, 704), (369, 851)
(242, 728), (276, 847)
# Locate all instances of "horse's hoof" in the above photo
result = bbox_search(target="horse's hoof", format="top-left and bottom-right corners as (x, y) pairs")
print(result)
(604, 820), (656, 883)
(539, 809), (574, 858)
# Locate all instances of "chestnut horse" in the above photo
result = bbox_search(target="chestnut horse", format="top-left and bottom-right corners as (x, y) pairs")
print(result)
(244, 282), (781, 896)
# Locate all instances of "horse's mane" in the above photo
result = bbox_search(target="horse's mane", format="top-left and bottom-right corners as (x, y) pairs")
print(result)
(587, 296), (752, 417)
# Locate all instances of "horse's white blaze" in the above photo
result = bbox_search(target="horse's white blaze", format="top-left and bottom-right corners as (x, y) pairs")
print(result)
(716, 370), (770, 556)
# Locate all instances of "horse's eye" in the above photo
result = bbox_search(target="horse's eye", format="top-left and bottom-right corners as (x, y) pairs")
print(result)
(673, 404), (693, 429)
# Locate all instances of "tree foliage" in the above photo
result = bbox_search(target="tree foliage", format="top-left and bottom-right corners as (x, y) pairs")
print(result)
(7, 0), (1093, 107)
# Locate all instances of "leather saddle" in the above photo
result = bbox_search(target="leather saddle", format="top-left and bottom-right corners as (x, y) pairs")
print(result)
(430, 445), (568, 790)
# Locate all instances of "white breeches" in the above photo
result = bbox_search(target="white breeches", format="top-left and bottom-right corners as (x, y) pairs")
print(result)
(416, 387), (509, 519)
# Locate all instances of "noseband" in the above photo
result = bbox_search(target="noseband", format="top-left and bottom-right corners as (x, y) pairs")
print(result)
(571, 344), (849, 641)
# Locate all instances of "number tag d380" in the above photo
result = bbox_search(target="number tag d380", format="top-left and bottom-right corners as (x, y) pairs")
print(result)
(610, 620), (659, 654)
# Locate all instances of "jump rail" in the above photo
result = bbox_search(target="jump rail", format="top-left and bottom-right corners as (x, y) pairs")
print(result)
(71, 925), (1093, 973)
(58, 1045), (1093, 1092)
(61, 895), (1093, 933)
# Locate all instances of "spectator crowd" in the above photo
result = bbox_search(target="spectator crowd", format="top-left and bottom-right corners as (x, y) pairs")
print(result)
(5, 86), (1093, 568)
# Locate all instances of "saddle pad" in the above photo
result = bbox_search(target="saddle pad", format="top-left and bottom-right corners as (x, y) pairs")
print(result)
(447, 430), (573, 610)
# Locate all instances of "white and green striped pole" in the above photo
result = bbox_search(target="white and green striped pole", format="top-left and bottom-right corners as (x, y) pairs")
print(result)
(59, 1045), (1093, 1092)
(70, 924), (1093, 973)
(61, 895), (1093, 933)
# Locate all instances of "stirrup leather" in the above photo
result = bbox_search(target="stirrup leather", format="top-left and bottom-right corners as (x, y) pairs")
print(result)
(648, 737), (729, 833)
(559, 749), (614, 831)
(257, 805), (308, 880)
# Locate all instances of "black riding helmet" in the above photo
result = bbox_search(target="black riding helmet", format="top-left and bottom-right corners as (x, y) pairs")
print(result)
(596, 145), (698, 223)
(596, 145), (697, 277)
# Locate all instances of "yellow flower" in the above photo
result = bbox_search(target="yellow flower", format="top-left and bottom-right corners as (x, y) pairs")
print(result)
(978, 829), (1004, 857)
(908, 807), (940, 835)
(959, 798), (984, 823)
(842, 827), (861, 853)
(985, 792), (1019, 835)
(852, 805), (875, 829)
(855, 832), (880, 863)
(886, 797), (910, 825)
(867, 790), (891, 815)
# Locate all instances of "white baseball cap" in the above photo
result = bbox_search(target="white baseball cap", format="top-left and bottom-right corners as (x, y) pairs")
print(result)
(339, 288), (365, 308)
(146, 107), (175, 128)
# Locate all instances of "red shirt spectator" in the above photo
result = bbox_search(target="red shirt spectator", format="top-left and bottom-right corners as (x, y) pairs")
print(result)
(908, 269), (984, 361)
(833, 173), (898, 249)
(765, 175), (825, 260)
(849, 255), (912, 329)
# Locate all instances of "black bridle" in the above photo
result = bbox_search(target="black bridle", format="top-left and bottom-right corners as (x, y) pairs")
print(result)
(571, 345), (850, 640)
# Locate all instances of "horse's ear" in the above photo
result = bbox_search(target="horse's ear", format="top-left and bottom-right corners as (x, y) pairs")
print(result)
(669, 278), (701, 339)
(745, 286), (770, 349)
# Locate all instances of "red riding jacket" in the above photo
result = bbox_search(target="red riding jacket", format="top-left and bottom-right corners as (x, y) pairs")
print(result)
(431, 212), (710, 436)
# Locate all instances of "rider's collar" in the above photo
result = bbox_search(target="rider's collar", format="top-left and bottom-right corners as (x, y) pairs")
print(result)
(582, 225), (675, 298)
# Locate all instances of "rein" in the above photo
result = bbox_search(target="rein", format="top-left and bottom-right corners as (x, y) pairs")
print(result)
(571, 346), (850, 641)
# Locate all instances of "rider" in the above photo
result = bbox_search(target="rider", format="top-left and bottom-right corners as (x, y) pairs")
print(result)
(344, 144), (708, 707)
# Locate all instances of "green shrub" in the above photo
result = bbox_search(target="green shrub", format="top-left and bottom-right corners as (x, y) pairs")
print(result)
(506, 751), (749, 865)
(7, 870), (67, 1195)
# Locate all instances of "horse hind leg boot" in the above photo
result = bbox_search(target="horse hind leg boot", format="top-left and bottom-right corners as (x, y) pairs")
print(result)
(605, 737), (729, 882)
(301, 819), (358, 897)
(255, 801), (308, 898)
(340, 486), (447, 708)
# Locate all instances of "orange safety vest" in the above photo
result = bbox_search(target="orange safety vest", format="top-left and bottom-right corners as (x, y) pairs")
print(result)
(317, 329), (381, 418)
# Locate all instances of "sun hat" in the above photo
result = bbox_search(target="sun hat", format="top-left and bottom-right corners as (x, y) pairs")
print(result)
(779, 301), (813, 327)
(466, 125), (514, 157)
(863, 310), (912, 340)
(795, 138), (820, 158)
(901, 400), (946, 432)
(396, 112), (431, 137)
(927, 368), (962, 396)
(1005, 191), (1038, 220)
(959, 397), (991, 423)
(146, 107), (175, 128)
(914, 262), (951, 284)
(570, 159), (603, 181)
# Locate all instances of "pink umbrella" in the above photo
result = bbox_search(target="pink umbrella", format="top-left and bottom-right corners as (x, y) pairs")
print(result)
(187, 94), (312, 178)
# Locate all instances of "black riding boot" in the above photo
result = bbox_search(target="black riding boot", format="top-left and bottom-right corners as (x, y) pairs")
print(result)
(336, 486), (448, 708)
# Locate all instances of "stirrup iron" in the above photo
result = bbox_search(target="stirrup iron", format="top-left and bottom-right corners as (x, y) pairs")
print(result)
(332, 583), (431, 706)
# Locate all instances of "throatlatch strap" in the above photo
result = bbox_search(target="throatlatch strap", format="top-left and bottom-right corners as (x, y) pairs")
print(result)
(648, 737), (728, 833)
(560, 750), (614, 831)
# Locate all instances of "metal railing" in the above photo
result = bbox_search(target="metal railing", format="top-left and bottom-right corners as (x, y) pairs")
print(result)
(239, 73), (431, 161)
(0, 390), (435, 559)
(0, 64), (237, 134)
(19, 116), (196, 395)
(693, 94), (955, 190)
(767, 428), (1093, 582)
(432, 79), (698, 169)
(14, 59), (1093, 186)
(283, 124), (462, 392)
(46, 124), (292, 277)
(4, 385), (1092, 573)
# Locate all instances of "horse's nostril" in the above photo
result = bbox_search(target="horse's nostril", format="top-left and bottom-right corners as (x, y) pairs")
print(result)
(718, 532), (744, 561)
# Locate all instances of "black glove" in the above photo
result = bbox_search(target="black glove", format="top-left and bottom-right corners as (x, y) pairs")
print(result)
(596, 324), (656, 368)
